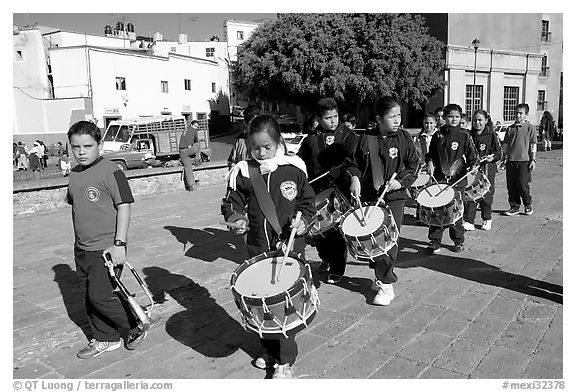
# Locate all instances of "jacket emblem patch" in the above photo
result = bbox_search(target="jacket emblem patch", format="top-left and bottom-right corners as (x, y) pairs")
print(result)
(389, 147), (398, 159)
(451, 141), (459, 151)
(480, 143), (486, 151)
(280, 181), (298, 201)
(325, 135), (335, 145)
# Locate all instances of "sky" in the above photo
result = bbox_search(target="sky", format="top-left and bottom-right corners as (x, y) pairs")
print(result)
(12, 13), (278, 42)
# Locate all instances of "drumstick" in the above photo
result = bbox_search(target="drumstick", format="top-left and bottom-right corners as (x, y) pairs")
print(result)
(220, 220), (250, 232)
(367, 173), (397, 219)
(353, 193), (367, 226)
(274, 211), (302, 283)
(309, 171), (330, 184)
(434, 165), (480, 197)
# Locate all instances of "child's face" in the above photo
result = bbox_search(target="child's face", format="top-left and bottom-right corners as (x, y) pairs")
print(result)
(423, 116), (436, 133)
(436, 112), (446, 127)
(472, 114), (487, 131)
(460, 119), (469, 129)
(376, 105), (401, 134)
(69, 134), (101, 166)
(250, 131), (278, 160)
(444, 110), (461, 128)
(318, 109), (339, 131)
(515, 108), (528, 124)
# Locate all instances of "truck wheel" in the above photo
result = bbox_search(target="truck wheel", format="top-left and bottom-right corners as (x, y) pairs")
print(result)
(113, 161), (127, 171)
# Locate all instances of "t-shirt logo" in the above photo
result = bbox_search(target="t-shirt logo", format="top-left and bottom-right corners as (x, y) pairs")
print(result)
(280, 181), (297, 201)
(325, 135), (335, 145)
(86, 187), (100, 202)
(451, 142), (459, 151)
(480, 143), (486, 151)
(389, 147), (398, 159)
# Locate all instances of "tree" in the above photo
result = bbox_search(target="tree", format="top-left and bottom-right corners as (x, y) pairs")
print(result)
(233, 13), (445, 115)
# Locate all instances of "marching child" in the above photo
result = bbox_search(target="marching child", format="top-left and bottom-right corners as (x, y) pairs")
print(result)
(414, 113), (437, 167)
(425, 104), (478, 254)
(221, 114), (315, 379)
(347, 96), (420, 305)
(66, 121), (148, 359)
(297, 97), (355, 284)
(462, 109), (502, 231)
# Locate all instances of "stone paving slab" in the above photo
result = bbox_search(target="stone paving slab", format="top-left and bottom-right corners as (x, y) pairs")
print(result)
(12, 149), (564, 380)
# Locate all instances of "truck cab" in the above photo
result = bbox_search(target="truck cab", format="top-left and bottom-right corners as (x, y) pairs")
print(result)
(103, 138), (156, 171)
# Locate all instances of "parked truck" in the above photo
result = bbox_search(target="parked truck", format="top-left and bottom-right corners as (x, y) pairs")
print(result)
(101, 115), (211, 170)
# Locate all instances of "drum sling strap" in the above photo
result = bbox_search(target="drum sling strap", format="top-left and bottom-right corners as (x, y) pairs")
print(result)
(367, 135), (385, 191)
(247, 161), (283, 236)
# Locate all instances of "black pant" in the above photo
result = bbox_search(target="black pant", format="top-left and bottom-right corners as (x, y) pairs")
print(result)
(372, 200), (405, 284)
(314, 229), (348, 276)
(506, 161), (532, 208)
(74, 246), (136, 342)
(464, 167), (496, 222)
(428, 187), (465, 245)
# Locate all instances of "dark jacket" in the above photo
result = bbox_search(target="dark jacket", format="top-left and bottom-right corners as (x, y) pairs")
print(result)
(426, 125), (478, 187)
(297, 123), (355, 194)
(221, 163), (316, 252)
(345, 128), (420, 202)
(470, 128), (502, 176)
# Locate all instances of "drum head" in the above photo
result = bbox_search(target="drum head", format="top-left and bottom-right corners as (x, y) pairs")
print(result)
(234, 255), (304, 297)
(412, 172), (431, 188)
(341, 206), (385, 237)
(416, 184), (455, 207)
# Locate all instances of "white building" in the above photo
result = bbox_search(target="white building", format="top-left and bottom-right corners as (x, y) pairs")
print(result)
(13, 26), (230, 145)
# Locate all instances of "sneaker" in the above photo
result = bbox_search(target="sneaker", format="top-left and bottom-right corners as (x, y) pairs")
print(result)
(317, 262), (330, 273)
(254, 353), (276, 369)
(77, 339), (122, 359)
(373, 282), (395, 306)
(125, 327), (149, 350)
(524, 205), (533, 215)
(428, 242), (441, 255)
(462, 222), (475, 231)
(453, 243), (465, 253)
(272, 363), (293, 379)
(504, 207), (520, 216)
(327, 274), (342, 284)
(481, 220), (492, 230)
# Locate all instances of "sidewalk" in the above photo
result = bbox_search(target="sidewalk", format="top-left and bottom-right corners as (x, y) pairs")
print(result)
(13, 149), (563, 379)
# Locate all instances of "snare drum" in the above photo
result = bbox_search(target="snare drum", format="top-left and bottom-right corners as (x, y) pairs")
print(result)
(416, 184), (463, 227)
(409, 172), (431, 199)
(464, 170), (491, 202)
(230, 251), (319, 339)
(339, 203), (399, 263)
(307, 188), (350, 240)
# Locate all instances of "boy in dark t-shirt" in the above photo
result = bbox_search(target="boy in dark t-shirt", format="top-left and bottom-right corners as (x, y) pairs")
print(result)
(66, 121), (146, 359)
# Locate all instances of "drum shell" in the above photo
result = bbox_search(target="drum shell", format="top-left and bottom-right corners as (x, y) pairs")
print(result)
(339, 203), (399, 263)
(417, 184), (464, 227)
(230, 251), (318, 339)
(464, 170), (491, 202)
(307, 188), (350, 240)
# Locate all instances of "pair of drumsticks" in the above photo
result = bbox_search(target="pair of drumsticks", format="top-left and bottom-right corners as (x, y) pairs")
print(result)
(352, 173), (398, 226)
(430, 155), (493, 198)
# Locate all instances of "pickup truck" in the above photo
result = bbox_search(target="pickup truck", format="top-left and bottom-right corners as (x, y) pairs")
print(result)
(102, 138), (157, 171)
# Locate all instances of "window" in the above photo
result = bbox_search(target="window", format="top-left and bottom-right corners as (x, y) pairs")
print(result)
(184, 79), (191, 91)
(537, 90), (547, 111)
(211, 82), (216, 93)
(115, 77), (126, 90)
(15, 50), (24, 62)
(465, 85), (483, 117)
(161, 81), (169, 93)
(541, 20), (550, 42)
(237, 31), (244, 40)
(205, 47), (215, 57)
(170, 47), (176, 53)
(540, 56), (549, 76)
(503, 86), (520, 122)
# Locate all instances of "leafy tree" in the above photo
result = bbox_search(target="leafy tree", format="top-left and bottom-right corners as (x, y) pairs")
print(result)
(233, 13), (445, 115)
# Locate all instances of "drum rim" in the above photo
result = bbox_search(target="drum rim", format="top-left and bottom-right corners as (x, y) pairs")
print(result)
(230, 250), (310, 306)
(416, 183), (458, 208)
(339, 203), (396, 241)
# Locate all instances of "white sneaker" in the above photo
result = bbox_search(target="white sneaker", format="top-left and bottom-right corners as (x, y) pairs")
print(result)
(481, 220), (492, 230)
(272, 363), (293, 379)
(462, 222), (475, 231)
(373, 282), (395, 306)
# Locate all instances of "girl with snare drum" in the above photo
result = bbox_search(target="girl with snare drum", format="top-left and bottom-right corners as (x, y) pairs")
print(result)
(221, 114), (316, 379)
(346, 96), (420, 306)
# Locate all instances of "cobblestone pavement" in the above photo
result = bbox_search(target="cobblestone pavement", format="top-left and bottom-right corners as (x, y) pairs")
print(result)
(13, 149), (563, 380)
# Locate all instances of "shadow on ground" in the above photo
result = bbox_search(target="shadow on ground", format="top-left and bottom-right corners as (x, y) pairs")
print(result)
(52, 264), (92, 340)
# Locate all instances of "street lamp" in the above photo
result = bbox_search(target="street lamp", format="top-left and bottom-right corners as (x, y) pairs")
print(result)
(472, 38), (480, 111)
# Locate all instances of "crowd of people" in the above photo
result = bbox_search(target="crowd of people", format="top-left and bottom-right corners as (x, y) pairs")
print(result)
(13, 140), (69, 175)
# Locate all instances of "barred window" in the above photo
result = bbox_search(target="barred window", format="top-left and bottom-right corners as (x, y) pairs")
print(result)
(540, 56), (549, 76)
(184, 79), (191, 91)
(465, 85), (483, 117)
(503, 86), (519, 122)
(205, 47), (215, 57)
(537, 90), (547, 111)
(541, 20), (550, 42)
(115, 77), (126, 90)
(161, 81), (169, 93)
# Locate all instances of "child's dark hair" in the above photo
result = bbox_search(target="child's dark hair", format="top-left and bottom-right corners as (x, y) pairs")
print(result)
(190, 120), (199, 126)
(374, 96), (401, 117)
(516, 103), (530, 114)
(244, 105), (262, 124)
(472, 109), (489, 120)
(343, 113), (356, 123)
(443, 103), (463, 117)
(316, 98), (338, 117)
(435, 107), (444, 115)
(461, 113), (469, 122)
(68, 121), (101, 143)
(248, 114), (288, 152)
(423, 112), (436, 122)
